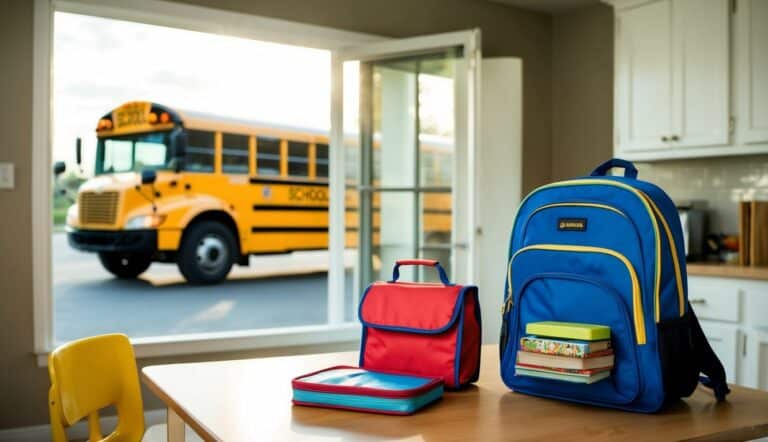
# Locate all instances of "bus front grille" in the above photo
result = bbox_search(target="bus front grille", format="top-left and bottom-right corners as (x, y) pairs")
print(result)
(79, 191), (119, 225)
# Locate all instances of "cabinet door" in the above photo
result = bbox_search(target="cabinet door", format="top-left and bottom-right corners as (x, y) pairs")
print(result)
(615, 1), (673, 151)
(671, 0), (730, 148)
(700, 322), (739, 385)
(743, 330), (768, 391)
(736, 0), (768, 144)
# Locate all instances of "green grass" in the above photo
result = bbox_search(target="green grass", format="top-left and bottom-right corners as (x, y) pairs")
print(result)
(53, 207), (68, 227)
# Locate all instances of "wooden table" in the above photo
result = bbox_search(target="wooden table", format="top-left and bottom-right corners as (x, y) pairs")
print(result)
(142, 344), (768, 441)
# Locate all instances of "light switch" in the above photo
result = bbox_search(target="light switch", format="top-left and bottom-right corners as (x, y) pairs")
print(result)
(0, 162), (14, 190)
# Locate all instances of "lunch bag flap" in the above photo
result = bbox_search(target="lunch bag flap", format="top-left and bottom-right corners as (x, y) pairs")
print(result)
(359, 280), (466, 334)
(359, 259), (481, 389)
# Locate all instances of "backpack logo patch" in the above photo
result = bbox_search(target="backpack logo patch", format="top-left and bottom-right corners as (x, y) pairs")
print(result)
(558, 218), (587, 231)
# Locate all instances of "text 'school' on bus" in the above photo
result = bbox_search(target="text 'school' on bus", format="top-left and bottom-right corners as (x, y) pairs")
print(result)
(56, 101), (451, 284)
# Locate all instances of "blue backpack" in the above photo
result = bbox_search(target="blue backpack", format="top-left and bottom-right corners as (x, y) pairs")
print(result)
(499, 159), (729, 413)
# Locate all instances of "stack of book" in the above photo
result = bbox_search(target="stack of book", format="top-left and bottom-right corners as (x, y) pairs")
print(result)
(515, 321), (614, 384)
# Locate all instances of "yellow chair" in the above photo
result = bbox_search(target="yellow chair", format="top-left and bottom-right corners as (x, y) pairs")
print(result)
(48, 333), (147, 442)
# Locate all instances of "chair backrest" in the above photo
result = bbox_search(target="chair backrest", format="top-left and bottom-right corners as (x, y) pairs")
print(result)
(48, 333), (145, 442)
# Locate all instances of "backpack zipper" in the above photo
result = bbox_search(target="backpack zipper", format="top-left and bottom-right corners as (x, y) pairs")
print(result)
(641, 193), (686, 317)
(502, 257), (513, 314)
(528, 202), (626, 218)
(512, 243), (646, 345)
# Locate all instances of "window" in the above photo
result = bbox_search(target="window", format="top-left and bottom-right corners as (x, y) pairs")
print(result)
(287, 141), (309, 177)
(41, 2), (377, 360)
(98, 132), (170, 174)
(102, 140), (133, 173)
(256, 137), (281, 176)
(222, 133), (249, 174)
(316, 143), (329, 178)
(185, 130), (215, 172)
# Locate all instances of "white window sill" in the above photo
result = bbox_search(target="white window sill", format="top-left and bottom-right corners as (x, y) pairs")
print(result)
(36, 322), (361, 366)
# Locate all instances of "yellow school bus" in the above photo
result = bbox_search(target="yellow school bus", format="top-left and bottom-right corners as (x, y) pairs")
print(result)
(63, 101), (451, 284)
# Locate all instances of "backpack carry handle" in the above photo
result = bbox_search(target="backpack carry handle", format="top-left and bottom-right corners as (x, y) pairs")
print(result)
(390, 259), (452, 285)
(590, 158), (639, 179)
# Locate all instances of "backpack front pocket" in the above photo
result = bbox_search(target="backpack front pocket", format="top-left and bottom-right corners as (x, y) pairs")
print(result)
(501, 245), (646, 406)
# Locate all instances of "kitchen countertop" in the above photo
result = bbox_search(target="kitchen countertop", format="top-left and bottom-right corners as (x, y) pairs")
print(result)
(687, 263), (768, 281)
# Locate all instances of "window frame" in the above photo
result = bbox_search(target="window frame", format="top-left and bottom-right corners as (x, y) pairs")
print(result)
(32, 0), (385, 363)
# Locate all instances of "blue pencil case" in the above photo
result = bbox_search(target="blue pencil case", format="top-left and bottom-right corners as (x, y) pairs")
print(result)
(291, 366), (444, 415)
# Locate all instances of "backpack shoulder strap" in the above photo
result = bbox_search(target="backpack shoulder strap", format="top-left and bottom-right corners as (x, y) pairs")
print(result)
(688, 303), (731, 401)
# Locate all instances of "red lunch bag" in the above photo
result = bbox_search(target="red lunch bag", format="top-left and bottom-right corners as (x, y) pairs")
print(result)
(358, 259), (481, 389)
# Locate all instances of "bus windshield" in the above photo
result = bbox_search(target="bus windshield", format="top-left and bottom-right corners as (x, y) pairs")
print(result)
(96, 131), (172, 175)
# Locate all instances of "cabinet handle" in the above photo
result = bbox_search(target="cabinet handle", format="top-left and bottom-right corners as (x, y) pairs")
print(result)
(743, 334), (747, 357)
(661, 136), (669, 142)
(671, 135), (680, 141)
(689, 298), (707, 305)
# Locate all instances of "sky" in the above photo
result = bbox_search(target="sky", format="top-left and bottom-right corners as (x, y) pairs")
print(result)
(53, 12), (334, 173)
(52, 12), (453, 175)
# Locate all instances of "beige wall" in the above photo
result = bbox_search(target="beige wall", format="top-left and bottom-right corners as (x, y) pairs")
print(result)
(0, 0), (554, 429)
(551, 4), (614, 180)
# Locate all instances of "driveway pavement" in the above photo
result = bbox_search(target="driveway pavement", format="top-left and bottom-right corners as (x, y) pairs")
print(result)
(53, 233), (354, 343)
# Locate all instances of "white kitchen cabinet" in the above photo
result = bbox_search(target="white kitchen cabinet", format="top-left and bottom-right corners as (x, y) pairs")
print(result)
(700, 322), (740, 384)
(608, 0), (768, 160)
(735, 0), (768, 145)
(742, 330), (768, 390)
(671, 0), (730, 148)
(613, 0), (730, 154)
(688, 275), (768, 391)
(615, 1), (674, 151)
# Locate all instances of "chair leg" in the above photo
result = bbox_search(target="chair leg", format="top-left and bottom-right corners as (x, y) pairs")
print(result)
(167, 408), (185, 442)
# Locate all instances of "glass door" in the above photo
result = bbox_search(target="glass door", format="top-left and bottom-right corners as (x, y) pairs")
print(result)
(328, 31), (480, 318)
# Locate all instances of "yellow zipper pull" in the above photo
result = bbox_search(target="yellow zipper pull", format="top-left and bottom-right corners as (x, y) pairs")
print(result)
(502, 294), (513, 314)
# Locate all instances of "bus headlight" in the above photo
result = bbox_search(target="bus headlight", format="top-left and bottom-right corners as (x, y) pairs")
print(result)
(66, 204), (79, 226)
(125, 214), (166, 230)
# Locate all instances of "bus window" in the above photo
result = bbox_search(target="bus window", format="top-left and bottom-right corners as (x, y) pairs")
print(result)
(256, 136), (280, 176)
(344, 144), (357, 182)
(316, 143), (329, 178)
(185, 130), (215, 172)
(421, 151), (437, 185)
(102, 139), (133, 173)
(287, 141), (309, 177)
(438, 152), (452, 186)
(222, 133), (249, 174)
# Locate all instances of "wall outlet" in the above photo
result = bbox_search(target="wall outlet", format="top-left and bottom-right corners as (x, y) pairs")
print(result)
(0, 162), (15, 190)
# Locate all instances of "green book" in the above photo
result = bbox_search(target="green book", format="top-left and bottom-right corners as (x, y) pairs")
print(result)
(525, 321), (610, 341)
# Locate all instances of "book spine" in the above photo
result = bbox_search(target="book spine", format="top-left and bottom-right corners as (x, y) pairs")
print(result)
(519, 337), (589, 358)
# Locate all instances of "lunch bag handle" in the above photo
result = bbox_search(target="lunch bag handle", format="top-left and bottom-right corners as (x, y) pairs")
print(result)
(389, 259), (452, 285)
(590, 158), (639, 179)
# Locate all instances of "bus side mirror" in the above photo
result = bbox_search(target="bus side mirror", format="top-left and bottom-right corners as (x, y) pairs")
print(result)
(75, 138), (82, 165)
(141, 169), (157, 185)
(53, 161), (66, 176)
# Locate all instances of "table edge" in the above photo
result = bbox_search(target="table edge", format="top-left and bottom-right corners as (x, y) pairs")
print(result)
(683, 422), (768, 441)
(141, 367), (220, 442)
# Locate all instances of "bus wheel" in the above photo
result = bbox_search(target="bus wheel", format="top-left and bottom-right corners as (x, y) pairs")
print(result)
(98, 252), (152, 279)
(177, 221), (236, 285)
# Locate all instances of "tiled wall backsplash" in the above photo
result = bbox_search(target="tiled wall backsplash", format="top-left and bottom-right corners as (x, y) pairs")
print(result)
(636, 155), (768, 234)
